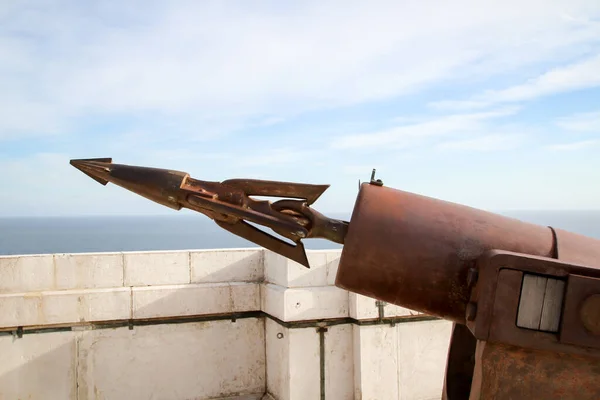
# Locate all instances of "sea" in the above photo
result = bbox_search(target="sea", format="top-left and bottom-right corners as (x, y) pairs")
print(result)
(0, 211), (599, 256)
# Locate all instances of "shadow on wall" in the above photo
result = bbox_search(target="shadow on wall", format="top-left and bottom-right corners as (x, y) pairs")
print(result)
(0, 331), (77, 399)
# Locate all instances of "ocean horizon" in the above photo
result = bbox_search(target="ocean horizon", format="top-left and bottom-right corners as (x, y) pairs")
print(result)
(1, 210), (599, 256)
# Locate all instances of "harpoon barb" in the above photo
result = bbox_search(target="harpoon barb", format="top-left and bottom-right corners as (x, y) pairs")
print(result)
(70, 158), (348, 267)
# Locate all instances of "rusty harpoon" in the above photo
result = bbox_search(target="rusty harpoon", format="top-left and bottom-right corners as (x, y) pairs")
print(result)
(70, 158), (348, 268)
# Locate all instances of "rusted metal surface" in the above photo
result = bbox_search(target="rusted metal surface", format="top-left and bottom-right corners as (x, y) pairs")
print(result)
(467, 251), (600, 353)
(70, 158), (347, 267)
(581, 295), (600, 335)
(469, 341), (600, 399)
(71, 160), (600, 398)
(553, 227), (600, 267)
(456, 250), (600, 399)
(335, 182), (555, 324)
(560, 275), (600, 350)
(441, 323), (476, 400)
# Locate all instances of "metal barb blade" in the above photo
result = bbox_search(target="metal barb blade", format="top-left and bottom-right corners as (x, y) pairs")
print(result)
(70, 158), (113, 185)
(69, 158), (348, 268)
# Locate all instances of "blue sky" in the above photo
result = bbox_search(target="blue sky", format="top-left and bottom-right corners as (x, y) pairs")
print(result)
(1, 1), (600, 217)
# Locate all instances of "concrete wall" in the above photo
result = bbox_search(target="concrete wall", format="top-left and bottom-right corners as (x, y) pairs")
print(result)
(0, 248), (452, 400)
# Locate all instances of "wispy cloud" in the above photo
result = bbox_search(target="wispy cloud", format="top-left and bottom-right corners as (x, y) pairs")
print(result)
(545, 139), (600, 151)
(330, 107), (519, 150)
(556, 110), (600, 132)
(2, 1), (600, 141)
(342, 165), (385, 176)
(430, 54), (600, 110)
(436, 134), (525, 152)
(2, 1), (600, 215)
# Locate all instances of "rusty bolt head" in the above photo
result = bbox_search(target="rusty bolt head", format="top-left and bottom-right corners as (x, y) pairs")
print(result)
(580, 294), (600, 335)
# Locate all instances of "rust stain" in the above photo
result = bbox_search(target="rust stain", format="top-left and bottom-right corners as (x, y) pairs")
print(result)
(475, 342), (600, 399)
(69, 158), (347, 268)
(335, 183), (555, 324)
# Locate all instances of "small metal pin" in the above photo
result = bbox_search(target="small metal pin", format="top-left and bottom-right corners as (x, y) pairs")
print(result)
(369, 168), (383, 186)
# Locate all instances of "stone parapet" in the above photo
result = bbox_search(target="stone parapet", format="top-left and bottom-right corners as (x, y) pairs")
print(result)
(0, 248), (452, 400)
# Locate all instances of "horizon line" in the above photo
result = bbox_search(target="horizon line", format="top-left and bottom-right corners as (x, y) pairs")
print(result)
(3, 209), (600, 219)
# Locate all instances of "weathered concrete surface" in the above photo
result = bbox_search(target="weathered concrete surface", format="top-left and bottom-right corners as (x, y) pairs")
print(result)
(132, 282), (260, 319)
(77, 319), (266, 400)
(0, 330), (77, 399)
(0, 287), (131, 328)
(261, 283), (349, 322)
(191, 248), (264, 283)
(0, 248), (452, 400)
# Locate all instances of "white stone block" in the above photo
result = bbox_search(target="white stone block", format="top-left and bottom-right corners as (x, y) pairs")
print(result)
(0, 288), (131, 328)
(284, 286), (348, 321)
(387, 303), (423, 318)
(265, 318), (320, 400)
(191, 248), (263, 283)
(324, 324), (354, 399)
(288, 328), (320, 400)
(349, 292), (423, 320)
(264, 250), (329, 288)
(261, 283), (348, 322)
(353, 324), (399, 399)
(0, 294), (42, 328)
(124, 251), (190, 286)
(77, 318), (266, 400)
(349, 293), (379, 320)
(0, 254), (54, 293)
(54, 252), (124, 290)
(261, 283), (286, 322)
(45, 288), (131, 325)
(265, 318), (289, 400)
(0, 330), (77, 399)
(133, 282), (260, 319)
(397, 320), (453, 400)
(325, 250), (343, 285)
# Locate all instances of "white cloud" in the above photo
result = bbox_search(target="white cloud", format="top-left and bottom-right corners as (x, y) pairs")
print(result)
(436, 134), (525, 151)
(3, 1), (600, 216)
(2, 1), (600, 139)
(430, 54), (600, 110)
(342, 165), (384, 176)
(227, 147), (325, 168)
(556, 110), (600, 132)
(545, 139), (599, 151)
(330, 107), (519, 150)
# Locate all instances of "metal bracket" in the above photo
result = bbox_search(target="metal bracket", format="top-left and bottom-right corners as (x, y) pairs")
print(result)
(466, 250), (600, 357)
(376, 300), (386, 323)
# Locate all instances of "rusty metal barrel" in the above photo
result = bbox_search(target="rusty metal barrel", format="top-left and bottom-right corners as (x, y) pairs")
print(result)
(335, 182), (600, 324)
